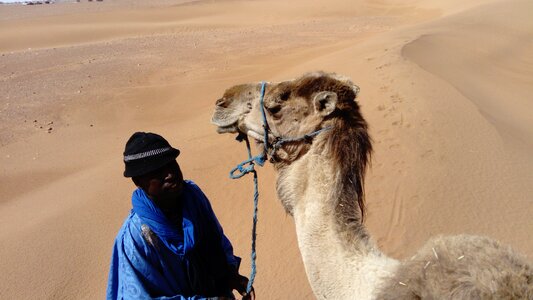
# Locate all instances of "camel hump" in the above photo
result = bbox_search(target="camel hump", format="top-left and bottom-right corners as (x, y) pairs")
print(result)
(377, 235), (533, 299)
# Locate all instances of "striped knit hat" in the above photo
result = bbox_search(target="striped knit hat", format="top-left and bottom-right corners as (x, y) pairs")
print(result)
(123, 132), (180, 177)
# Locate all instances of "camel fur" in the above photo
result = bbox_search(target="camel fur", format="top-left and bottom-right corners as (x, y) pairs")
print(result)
(211, 72), (533, 299)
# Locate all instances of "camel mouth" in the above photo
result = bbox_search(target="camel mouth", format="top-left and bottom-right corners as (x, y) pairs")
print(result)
(216, 124), (239, 134)
(247, 129), (267, 144)
(212, 116), (239, 134)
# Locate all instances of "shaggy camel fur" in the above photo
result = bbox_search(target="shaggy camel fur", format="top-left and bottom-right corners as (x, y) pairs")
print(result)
(211, 72), (532, 299)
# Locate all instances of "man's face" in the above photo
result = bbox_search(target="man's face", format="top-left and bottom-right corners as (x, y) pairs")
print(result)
(135, 160), (184, 201)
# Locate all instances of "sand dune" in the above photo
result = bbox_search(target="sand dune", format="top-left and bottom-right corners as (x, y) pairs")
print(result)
(0, 0), (531, 298)
(403, 0), (533, 153)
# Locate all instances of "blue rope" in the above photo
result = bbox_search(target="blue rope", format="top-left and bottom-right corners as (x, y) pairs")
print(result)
(229, 81), (267, 179)
(229, 82), (267, 295)
(229, 137), (260, 295)
(259, 82), (269, 156)
(228, 81), (331, 295)
(248, 139), (259, 294)
(271, 126), (332, 154)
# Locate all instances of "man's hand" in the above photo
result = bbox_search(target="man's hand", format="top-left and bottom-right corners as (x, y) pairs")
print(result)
(229, 273), (255, 300)
(241, 287), (255, 300)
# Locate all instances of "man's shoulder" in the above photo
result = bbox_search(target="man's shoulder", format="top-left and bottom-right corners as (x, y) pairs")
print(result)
(183, 180), (215, 212)
(115, 212), (148, 246)
(184, 180), (208, 199)
(184, 179), (200, 190)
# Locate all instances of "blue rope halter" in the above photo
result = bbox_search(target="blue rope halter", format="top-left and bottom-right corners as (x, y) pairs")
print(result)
(228, 81), (331, 294)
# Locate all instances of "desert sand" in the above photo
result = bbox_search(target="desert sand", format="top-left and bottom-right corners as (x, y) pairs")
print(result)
(0, 0), (532, 298)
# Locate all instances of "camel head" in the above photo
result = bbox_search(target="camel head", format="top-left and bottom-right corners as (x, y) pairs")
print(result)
(212, 72), (372, 219)
(213, 72), (367, 163)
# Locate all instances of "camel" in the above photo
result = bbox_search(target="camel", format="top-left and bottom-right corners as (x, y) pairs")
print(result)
(211, 72), (532, 299)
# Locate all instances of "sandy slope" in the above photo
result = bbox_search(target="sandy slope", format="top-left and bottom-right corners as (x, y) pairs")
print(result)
(0, 0), (531, 298)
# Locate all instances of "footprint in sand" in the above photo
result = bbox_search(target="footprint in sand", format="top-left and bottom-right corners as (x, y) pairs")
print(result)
(392, 113), (406, 127)
(390, 93), (403, 103)
(421, 149), (434, 158)
(392, 160), (405, 166)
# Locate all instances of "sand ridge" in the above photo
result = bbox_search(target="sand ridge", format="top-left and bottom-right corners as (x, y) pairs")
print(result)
(0, 0), (531, 298)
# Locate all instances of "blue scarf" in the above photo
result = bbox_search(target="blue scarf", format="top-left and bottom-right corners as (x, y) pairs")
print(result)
(131, 188), (193, 255)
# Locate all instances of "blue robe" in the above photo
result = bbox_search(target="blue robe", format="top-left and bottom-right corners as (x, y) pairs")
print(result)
(107, 180), (241, 300)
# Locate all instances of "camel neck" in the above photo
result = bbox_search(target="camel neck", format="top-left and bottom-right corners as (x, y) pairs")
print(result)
(278, 147), (398, 299)
(284, 142), (373, 250)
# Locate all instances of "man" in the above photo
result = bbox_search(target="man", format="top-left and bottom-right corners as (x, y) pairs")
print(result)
(107, 132), (252, 299)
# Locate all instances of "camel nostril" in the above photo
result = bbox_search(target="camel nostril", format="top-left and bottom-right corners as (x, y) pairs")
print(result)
(216, 98), (227, 107)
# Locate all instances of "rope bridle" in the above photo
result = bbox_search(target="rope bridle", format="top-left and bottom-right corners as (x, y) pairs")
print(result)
(230, 82), (331, 178)
(228, 81), (331, 295)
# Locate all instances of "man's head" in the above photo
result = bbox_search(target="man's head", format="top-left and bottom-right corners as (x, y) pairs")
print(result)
(124, 132), (184, 202)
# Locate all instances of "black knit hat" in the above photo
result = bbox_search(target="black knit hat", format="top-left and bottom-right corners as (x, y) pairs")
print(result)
(123, 132), (180, 177)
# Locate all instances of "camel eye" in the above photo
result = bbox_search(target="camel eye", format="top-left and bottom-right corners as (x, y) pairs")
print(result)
(280, 90), (291, 101)
(266, 105), (282, 116)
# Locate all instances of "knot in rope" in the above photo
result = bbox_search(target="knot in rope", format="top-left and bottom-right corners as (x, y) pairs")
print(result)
(229, 152), (266, 179)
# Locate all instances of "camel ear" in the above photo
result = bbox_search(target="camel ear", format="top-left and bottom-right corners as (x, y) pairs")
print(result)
(313, 91), (338, 116)
(351, 84), (360, 99)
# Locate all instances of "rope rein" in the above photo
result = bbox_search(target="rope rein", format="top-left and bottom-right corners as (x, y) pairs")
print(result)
(228, 81), (332, 295)
(229, 82), (267, 295)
